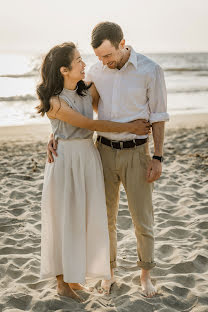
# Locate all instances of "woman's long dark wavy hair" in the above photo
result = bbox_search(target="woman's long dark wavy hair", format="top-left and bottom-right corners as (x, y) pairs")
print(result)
(36, 42), (90, 116)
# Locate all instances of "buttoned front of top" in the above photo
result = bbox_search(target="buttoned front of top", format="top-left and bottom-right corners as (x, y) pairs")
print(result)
(86, 46), (169, 141)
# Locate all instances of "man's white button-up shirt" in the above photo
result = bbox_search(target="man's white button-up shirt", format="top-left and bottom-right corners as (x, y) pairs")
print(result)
(87, 46), (169, 141)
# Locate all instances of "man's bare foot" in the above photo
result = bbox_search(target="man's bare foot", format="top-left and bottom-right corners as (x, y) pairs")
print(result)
(99, 268), (115, 294)
(56, 275), (83, 302)
(68, 283), (93, 292)
(140, 269), (157, 298)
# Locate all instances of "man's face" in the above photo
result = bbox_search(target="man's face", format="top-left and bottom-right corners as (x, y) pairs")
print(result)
(94, 39), (124, 69)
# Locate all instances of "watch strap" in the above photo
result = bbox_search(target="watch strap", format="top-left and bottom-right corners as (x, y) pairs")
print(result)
(152, 155), (164, 162)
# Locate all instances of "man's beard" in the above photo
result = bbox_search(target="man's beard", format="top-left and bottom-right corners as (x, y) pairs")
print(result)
(116, 51), (125, 69)
(107, 51), (124, 69)
(107, 61), (117, 69)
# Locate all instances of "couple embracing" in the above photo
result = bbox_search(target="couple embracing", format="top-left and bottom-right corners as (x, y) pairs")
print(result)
(36, 21), (169, 302)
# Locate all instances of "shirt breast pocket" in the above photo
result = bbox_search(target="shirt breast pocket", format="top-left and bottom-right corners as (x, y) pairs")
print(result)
(127, 87), (147, 111)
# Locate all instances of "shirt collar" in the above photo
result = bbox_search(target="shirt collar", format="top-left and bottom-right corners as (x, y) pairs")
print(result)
(124, 46), (138, 70)
(102, 45), (138, 71)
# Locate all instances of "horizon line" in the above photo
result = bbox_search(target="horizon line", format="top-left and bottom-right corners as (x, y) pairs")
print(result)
(0, 50), (208, 56)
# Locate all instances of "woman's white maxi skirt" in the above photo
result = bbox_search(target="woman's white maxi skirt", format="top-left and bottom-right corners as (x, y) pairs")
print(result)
(40, 139), (111, 283)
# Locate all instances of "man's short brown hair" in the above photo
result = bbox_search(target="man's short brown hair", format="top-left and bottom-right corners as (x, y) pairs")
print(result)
(91, 22), (124, 49)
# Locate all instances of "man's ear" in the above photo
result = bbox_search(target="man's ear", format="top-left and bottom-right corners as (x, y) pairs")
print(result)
(119, 39), (125, 49)
(60, 66), (68, 76)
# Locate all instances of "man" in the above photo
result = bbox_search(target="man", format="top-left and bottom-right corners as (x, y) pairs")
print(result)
(48, 22), (169, 297)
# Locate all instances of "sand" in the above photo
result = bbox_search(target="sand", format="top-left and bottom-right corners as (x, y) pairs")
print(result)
(0, 114), (208, 312)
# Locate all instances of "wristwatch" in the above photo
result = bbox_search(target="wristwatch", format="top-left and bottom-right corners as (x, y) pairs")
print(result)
(152, 155), (164, 162)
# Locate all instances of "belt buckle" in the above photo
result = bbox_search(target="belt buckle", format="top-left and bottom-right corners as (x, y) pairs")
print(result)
(133, 139), (136, 148)
(111, 140), (121, 149)
(110, 140), (117, 148)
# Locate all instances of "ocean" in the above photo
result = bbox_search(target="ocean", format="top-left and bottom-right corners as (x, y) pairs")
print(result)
(0, 52), (208, 127)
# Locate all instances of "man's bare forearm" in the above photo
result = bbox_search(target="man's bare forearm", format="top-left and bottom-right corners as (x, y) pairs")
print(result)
(152, 122), (165, 156)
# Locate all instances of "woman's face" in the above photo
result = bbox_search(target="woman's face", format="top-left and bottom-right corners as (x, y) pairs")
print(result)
(67, 49), (86, 82)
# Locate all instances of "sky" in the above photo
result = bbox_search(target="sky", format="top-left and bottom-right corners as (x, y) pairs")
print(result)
(0, 0), (208, 55)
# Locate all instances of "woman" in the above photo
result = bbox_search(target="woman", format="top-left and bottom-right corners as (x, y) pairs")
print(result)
(36, 42), (150, 301)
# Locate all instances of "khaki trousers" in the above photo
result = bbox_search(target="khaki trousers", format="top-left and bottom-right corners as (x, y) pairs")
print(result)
(96, 141), (156, 271)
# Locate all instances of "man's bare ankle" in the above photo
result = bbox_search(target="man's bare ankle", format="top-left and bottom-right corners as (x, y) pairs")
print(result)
(141, 269), (151, 277)
(111, 268), (114, 278)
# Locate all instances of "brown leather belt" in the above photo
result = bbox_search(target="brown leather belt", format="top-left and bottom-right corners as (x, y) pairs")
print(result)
(97, 136), (147, 150)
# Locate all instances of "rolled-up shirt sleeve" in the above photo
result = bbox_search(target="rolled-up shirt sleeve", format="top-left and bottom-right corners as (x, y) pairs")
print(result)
(147, 64), (169, 123)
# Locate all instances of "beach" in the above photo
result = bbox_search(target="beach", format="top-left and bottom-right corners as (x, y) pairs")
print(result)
(0, 114), (208, 312)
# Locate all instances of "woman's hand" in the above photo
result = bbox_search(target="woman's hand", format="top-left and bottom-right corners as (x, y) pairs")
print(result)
(89, 83), (100, 113)
(129, 119), (151, 135)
